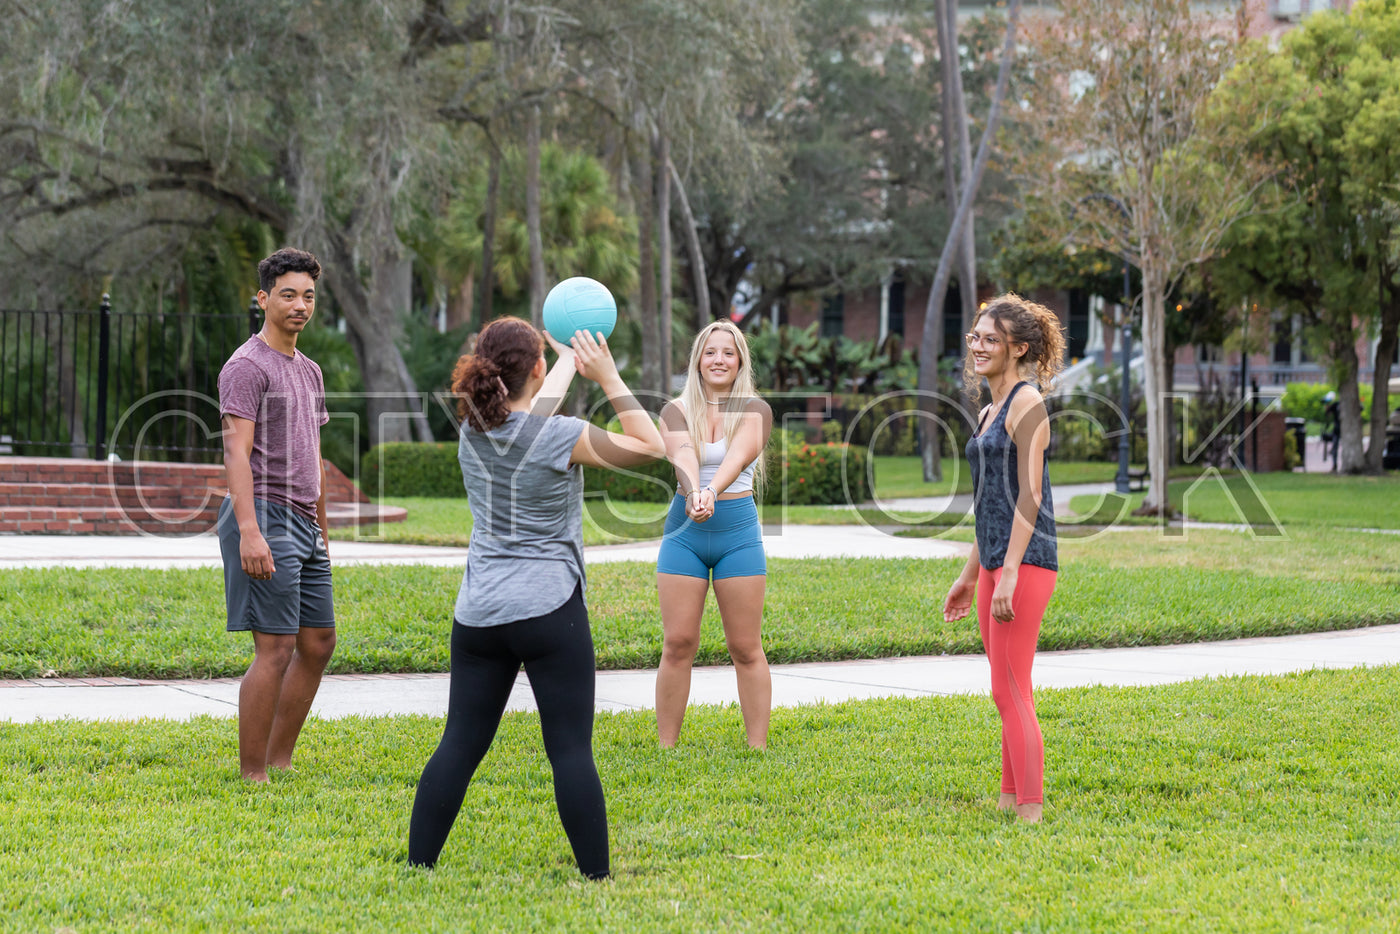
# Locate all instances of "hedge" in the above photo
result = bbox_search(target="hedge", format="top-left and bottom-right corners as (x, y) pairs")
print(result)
(1281, 381), (1400, 424)
(362, 427), (869, 506)
(763, 429), (869, 506)
(360, 442), (463, 498)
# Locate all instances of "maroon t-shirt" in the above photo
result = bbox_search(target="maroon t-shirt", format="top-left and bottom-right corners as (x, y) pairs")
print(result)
(218, 336), (329, 521)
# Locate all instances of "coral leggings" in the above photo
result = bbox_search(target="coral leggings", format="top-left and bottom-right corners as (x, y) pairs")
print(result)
(977, 564), (1057, 805)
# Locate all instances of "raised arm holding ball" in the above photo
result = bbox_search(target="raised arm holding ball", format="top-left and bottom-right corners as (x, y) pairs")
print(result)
(408, 293), (662, 880)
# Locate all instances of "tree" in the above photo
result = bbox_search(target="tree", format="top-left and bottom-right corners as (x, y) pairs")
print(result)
(1333, 0), (1400, 473)
(1208, 0), (1400, 474)
(428, 143), (639, 318)
(0, 0), (498, 449)
(916, 0), (1022, 482)
(1013, 0), (1275, 516)
(553, 0), (801, 392)
(689, 0), (1019, 332)
(934, 0), (979, 336)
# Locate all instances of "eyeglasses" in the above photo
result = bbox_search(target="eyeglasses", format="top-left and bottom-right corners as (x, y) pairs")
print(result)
(965, 332), (1004, 349)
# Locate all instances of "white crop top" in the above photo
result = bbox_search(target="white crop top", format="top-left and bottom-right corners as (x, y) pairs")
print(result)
(697, 436), (757, 494)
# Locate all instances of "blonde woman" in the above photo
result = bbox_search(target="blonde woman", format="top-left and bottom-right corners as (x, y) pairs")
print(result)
(656, 321), (773, 748)
(942, 294), (1066, 823)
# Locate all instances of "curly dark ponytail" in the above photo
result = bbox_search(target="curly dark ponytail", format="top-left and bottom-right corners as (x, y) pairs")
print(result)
(452, 317), (544, 431)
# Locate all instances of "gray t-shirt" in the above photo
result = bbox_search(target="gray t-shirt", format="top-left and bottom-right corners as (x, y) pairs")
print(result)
(454, 411), (588, 627)
(218, 337), (329, 521)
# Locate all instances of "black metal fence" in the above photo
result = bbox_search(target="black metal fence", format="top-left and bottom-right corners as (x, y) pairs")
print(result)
(0, 296), (258, 462)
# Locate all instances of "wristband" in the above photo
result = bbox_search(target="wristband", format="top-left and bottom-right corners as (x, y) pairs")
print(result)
(703, 485), (716, 497)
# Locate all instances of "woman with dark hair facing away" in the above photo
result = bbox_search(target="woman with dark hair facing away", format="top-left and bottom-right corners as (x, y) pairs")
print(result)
(408, 317), (663, 879)
(942, 294), (1065, 824)
(655, 321), (773, 748)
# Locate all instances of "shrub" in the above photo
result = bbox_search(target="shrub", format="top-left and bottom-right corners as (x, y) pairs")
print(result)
(1282, 381), (1400, 424)
(361, 442), (463, 498)
(763, 429), (869, 506)
(1283, 425), (1301, 471)
(1359, 386), (1400, 422)
(1050, 415), (1110, 462)
(361, 425), (870, 506)
(583, 458), (675, 503)
(1280, 382), (1332, 423)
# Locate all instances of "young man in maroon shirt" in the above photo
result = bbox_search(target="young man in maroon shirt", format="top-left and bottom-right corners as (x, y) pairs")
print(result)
(217, 248), (336, 782)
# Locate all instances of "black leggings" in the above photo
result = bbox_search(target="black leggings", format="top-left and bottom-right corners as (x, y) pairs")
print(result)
(407, 585), (609, 879)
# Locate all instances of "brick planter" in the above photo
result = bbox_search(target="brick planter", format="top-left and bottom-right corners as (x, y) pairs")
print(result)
(0, 457), (382, 535)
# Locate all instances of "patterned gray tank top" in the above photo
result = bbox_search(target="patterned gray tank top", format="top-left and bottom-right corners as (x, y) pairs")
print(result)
(965, 381), (1058, 572)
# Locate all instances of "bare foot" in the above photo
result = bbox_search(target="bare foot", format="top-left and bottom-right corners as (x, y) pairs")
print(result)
(1015, 802), (1043, 823)
(242, 770), (270, 783)
(997, 793), (1017, 811)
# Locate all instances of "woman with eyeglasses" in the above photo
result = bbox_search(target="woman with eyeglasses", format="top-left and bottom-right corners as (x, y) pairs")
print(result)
(942, 294), (1065, 824)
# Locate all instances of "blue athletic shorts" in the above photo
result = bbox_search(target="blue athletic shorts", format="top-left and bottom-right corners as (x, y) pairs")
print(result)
(218, 497), (335, 634)
(656, 495), (766, 580)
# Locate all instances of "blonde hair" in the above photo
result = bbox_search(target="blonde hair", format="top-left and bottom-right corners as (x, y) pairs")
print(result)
(677, 320), (766, 491)
(962, 293), (1067, 405)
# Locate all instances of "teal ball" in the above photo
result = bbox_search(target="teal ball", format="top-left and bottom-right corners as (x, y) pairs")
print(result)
(542, 277), (617, 343)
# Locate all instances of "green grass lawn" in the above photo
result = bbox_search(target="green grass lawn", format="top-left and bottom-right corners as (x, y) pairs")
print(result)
(867, 456), (1124, 498)
(3, 667), (1397, 932)
(330, 498), (916, 546)
(1066, 470), (1400, 529)
(335, 497), (671, 546)
(6, 525), (1397, 679)
(1171, 470), (1400, 528)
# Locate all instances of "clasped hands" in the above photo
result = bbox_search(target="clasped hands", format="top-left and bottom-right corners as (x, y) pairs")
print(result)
(686, 486), (716, 522)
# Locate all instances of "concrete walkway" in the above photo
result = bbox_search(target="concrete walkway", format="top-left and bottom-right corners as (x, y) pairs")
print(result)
(0, 483), (1129, 571)
(0, 518), (974, 571)
(4, 623), (1398, 724)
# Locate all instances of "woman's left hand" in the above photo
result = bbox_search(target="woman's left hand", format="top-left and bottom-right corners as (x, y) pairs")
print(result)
(543, 329), (574, 360)
(991, 569), (1017, 623)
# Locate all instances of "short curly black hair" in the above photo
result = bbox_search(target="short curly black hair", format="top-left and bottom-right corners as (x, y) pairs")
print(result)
(258, 248), (322, 294)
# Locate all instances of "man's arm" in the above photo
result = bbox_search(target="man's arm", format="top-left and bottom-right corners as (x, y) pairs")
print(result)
(222, 415), (274, 579)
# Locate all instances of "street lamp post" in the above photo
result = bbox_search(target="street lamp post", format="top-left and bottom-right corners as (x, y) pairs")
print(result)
(1115, 259), (1133, 495)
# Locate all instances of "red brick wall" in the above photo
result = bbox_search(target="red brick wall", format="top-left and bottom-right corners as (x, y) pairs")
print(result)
(1241, 410), (1286, 473)
(0, 456), (367, 534)
(322, 460), (369, 504)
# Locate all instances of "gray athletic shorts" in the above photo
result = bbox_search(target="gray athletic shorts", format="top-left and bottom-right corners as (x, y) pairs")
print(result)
(218, 496), (335, 635)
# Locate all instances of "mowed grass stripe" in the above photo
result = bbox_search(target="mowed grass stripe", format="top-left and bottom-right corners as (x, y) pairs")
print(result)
(1, 667), (1397, 932)
(4, 528), (1397, 679)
